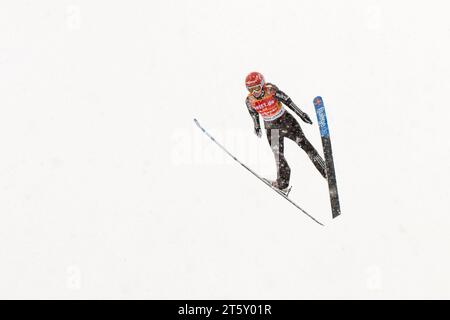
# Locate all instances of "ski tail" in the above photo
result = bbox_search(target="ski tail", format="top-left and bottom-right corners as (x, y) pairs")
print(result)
(193, 118), (324, 226)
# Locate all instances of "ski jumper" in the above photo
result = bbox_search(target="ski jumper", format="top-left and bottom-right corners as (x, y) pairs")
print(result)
(246, 83), (326, 189)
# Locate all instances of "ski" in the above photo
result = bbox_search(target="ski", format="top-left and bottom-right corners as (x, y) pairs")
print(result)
(193, 118), (324, 226)
(313, 96), (341, 218)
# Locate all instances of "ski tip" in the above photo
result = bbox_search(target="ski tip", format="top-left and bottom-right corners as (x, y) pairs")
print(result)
(193, 118), (201, 128)
(313, 96), (323, 106)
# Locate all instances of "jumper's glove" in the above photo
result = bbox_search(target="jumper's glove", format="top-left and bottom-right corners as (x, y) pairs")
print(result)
(254, 126), (262, 138)
(298, 111), (313, 125)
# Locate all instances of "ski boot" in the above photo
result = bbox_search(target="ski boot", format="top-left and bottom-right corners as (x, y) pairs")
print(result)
(263, 178), (292, 197)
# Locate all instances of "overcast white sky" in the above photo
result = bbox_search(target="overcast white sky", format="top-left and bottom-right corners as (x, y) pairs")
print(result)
(0, 0), (449, 299)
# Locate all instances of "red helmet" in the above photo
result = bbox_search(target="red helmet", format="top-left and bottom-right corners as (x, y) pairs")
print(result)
(246, 72), (265, 97)
(245, 72), (265, 88)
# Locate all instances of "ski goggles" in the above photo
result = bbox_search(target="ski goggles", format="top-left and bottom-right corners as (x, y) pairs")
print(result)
(247, 84), (263, 94)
